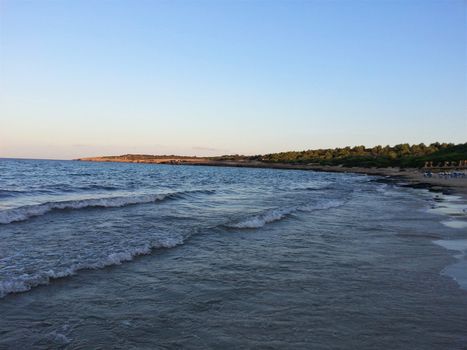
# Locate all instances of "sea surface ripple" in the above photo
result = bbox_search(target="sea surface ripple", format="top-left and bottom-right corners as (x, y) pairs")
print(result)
(0, 158), (466, 349)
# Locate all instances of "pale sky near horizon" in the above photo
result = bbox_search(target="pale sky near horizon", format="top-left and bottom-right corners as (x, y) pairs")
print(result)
(0, 0), (466, 159)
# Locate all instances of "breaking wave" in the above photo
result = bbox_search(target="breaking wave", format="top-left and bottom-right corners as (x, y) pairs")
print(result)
(0, 189), (214, 225)
(227, 199), (346, 229)
(0, 236), (184, 298)
(228, 207), (296, 229)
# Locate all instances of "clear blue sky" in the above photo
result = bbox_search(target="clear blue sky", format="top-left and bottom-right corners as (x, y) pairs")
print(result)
(0, 0), (465, 159)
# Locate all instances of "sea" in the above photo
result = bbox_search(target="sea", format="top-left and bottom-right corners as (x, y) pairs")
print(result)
(0, 158), (466, 349)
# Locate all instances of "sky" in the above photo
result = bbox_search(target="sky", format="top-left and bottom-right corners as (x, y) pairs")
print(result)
(0, 0), (466, 159)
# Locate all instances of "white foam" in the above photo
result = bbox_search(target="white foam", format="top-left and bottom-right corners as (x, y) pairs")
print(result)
(0, 189), (212, 224)
(229, 207), (295, 229)
(228, 199), (346, 229)
(0, 236), (183, 298)
(46, 331), (72, 345)
(427, 193), (467, 217)
(441, 220), (467, 229)
(429, 203), (467, 217)
(433, 239), (467, 291)
(441, 260), (467, 290)
(45, 325), (73, 345)
(425, 192), (467, 230)
(433, 239), (467, 253)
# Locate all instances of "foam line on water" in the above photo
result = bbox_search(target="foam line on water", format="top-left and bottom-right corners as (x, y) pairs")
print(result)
(228, 207), (296, 229)
(227, 199), (346, 229)
(0, 236), (184, 298)
(0, 189), (214, 224)
(433, 239), (467, 253)
(441, 220), (467, 229)
(433, 239), (467, 291)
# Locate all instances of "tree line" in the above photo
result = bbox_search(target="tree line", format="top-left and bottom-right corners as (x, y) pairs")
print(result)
(213, 142), (467, 168)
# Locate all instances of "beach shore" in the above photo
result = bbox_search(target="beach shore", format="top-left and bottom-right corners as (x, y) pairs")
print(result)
(77, 157), (467, 199)
(206, 161), (467, 198)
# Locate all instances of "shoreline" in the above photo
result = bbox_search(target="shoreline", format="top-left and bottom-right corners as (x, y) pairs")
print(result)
(76, 158), (467, 200)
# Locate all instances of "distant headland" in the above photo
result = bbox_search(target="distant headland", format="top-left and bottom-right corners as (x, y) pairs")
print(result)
(77, 142), (467, 169)
(77, 142), (467, 196)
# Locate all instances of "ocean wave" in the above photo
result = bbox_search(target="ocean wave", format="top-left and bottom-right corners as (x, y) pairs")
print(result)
(0, 189), (214, 225)
(227, 199), (346, 229)
(52, 184), (121, 192)
(0, 236), (183, 298)
(45, 327), (72, 346)
(433, 239), (467, 291)
(0, 184), (121, 198)
(425, 193), (467, 230)
(228, 207), (296, 229)
(433, 239), (467, 253)
(289, 181), (333, 192)
(297, 199), (346, 212)
(0, 189), (27, 198)
(299, 185), (334, 192)
(441, 220), (467, 229)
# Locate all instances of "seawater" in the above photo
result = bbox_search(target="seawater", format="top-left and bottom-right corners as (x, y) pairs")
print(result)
(0, 158), (466, 349)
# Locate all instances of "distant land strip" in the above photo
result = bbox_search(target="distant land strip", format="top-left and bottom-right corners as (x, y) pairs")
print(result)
(77, 142), (467, 169)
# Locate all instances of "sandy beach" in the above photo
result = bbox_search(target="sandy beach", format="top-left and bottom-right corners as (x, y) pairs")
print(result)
(299, 165), (467, 197)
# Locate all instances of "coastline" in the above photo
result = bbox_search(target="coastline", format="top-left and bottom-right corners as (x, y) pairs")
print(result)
(75, 157), (467, 291)
(77, 158), (467, 199)
(3, 158), (467, 348)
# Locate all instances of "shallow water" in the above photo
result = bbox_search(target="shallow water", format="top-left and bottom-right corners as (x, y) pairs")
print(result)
(0, 159), (466, 349)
